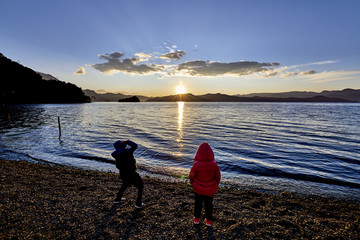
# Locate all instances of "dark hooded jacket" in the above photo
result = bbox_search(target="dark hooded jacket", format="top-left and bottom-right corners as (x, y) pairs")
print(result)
(189, 142), (221, 196)
(111, 140), (138, 178)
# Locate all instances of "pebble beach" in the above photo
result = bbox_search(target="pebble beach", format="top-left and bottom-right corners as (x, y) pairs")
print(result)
(1, 160), (359, 239)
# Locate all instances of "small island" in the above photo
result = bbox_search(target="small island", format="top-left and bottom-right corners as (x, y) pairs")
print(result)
(118, 96), (140, 102)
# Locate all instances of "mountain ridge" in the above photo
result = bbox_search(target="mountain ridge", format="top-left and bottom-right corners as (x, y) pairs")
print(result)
(84, 89), (360, 102)
(83, 89), (149, 102)
(236, 88), (360, 102)
(0, 53), (90, 104)
(146, 90), (359, 102)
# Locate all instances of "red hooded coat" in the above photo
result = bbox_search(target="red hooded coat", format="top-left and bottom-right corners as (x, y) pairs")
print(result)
(189, 142), (221, 196)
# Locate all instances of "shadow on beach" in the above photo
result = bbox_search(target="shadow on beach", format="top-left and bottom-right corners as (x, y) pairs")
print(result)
(194, 225), (216, 240)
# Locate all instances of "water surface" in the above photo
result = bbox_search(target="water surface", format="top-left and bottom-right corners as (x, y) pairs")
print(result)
(1, 102), (359, 200)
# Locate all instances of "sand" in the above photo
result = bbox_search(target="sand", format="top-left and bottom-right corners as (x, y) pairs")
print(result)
(1, 160), (359, 239)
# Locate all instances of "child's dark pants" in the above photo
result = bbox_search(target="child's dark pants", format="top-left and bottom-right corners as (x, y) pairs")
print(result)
(194, 193), (213, 220)
(117, 172), (143, 206)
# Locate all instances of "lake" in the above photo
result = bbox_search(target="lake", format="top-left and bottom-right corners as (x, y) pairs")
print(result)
(1, 102), (360, 200)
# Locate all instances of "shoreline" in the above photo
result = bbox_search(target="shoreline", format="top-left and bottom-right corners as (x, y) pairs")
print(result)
(18, 152), (360, 202)
(1, 159), (359, 239)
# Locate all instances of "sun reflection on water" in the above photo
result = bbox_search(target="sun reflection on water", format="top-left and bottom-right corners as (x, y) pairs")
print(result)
(177, 101), (184, 142)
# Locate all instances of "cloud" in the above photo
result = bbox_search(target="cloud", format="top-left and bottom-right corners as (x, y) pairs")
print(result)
(91, 50), (282, 77)
(281, 72), (298, 77)
(160, 50), (186, 60)
(278, 60), (337, 78)
(90, 45), (343, 80)
(281, 70), (316, 77)
(99, 52), (124, 61)
(302, 70), (360, 83)
(134, 53), (152, 62)
(264, 71), (278, 77)
(281, 60), (338, 71)
(311, 60), (338, 65)
(175, 60), (279, 77)
(95, 89), (108, 93)
(162, 42), (177, 53)
(300, 70), (316, 75)
(272, 62), (281, 66)
(74, 66), (86, 75)
(91, 52), (165, 75)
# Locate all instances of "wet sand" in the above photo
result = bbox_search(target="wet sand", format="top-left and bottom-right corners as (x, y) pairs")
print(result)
(1, 160), (359, 239)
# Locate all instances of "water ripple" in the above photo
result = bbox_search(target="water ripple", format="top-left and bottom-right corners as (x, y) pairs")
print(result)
(1, 102), (360, 199)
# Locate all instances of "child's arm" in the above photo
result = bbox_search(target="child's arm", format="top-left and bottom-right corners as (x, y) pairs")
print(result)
(189, 164), (197, 183)
(215, 164), (221, 184)
(125, 140), (138, 153)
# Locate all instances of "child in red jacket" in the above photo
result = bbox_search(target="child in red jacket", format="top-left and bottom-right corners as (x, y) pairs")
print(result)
(189, 142), (221, 227)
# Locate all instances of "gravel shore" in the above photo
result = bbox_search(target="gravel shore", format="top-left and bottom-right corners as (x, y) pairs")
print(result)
(1, 160), (359, 239)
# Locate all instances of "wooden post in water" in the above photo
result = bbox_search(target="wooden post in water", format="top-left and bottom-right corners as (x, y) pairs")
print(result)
(58, 117), (62, 139)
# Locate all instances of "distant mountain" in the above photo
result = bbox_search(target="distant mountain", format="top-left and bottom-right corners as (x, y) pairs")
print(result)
(0, 53), (90, 104)
(83, 89), (127, 101)
(36, 72), (59, 81)
(198, 93), (243, 101)
(237, 89), (360, 102)
(83, 89), (149, 102)
(320, 89), (360, 102)
(146, 93), (207, 102)
(237, 91), (318, 98)
(147, 92), (357, 102)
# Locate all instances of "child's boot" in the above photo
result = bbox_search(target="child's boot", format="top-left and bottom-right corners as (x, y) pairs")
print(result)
(205, 218), (212, 227)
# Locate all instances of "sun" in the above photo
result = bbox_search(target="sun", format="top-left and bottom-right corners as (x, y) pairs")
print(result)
(175, 84), (187, 95)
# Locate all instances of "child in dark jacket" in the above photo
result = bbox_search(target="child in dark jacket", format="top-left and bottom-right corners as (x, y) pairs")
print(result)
(111, 140), (144, 208)
(189, 142), (221, 227)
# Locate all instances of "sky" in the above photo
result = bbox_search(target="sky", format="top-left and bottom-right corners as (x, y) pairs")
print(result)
(1, 0), (360, 96)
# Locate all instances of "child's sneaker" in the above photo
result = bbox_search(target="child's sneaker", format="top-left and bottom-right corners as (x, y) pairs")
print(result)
(114, 198), (125, 204)
(205, 218), (212, 227)
(135, 203), (144, 209)
(193, 217), (200, 224)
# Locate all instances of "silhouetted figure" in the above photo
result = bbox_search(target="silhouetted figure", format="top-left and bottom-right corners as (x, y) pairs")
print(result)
(189, 142), (221, 227)
(111, 140), (144, 208)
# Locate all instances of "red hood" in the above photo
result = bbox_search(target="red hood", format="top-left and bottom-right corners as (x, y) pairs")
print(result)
(194, 142), (214, 162)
